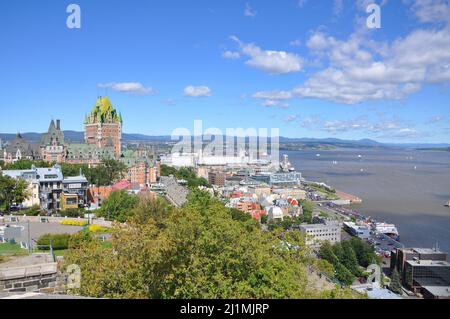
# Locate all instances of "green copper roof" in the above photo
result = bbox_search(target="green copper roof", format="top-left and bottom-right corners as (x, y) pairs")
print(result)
(85, 96), (122, 125)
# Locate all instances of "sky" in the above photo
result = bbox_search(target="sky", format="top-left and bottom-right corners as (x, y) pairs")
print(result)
(0, 0), (449, 143)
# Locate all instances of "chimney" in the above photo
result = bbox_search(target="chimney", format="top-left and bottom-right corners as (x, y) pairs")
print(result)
(56, 119), (61, 130)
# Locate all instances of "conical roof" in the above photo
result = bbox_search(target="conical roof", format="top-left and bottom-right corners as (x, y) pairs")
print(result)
(86, 96), (121, 125)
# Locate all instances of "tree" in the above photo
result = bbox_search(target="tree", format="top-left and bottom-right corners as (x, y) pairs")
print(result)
(98, 190), (139, 222)
(64, 190), (363, 299)
(1, 159), (52, 170)
(101, 158), (128, 185)
(0, 175), (30, 212)
(389, 268), (403, 295)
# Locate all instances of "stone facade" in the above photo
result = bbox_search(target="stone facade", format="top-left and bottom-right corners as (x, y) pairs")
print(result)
(41, 119), (67, 164)
(84, 96), (122, 157)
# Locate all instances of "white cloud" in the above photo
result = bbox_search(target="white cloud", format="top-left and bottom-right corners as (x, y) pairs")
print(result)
(98, 82), (156, 95)
(289, 39), (302, 47)
(184, 85), (212, 97)
(222, 51), (240, 59)
(293, 23), (450, 104)
(252, 90), (293, 100)
(244, 3), (257, 17)
(230, 36), (303, 75)
(407, 0), (450, 24)
(260, 100), (290, 109)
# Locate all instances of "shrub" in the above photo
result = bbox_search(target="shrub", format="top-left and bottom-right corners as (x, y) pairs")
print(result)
(37, 234), (71, 250)
(20, 205), (42, 216)
(60, 220), (88, 227)
(88, 224), (110, 234)
(60, 208), (85, 218)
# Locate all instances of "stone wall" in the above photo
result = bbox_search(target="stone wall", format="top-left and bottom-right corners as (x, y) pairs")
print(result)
(0, 261), (66, 294)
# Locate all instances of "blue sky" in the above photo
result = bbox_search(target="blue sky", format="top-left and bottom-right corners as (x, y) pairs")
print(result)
(0, 0), (449, 143)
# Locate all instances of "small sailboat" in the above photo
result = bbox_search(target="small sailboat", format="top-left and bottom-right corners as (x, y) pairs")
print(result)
(445, 200), (450, 207)
(316, 153), (321, 157)
(358, 154), (362, 159)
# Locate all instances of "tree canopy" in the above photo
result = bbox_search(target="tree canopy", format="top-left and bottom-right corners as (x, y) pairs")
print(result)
(0, 175), (30, 211)
(64, 189), (360, 299)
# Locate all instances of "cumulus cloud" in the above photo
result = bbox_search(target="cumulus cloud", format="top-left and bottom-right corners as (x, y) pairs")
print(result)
(406, 0), (450, 24)
(230, 36), (303, 74)
(98, 82), (156, 95)
(222, 51), (240, 59)
(293, 22), (450, 104)
(184, 85), (212, 97)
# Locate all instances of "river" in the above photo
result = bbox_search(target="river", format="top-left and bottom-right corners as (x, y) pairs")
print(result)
(285, 148), (450, 253)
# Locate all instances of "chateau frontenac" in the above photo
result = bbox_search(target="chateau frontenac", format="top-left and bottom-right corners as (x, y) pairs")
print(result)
(0, 97), (159, 187)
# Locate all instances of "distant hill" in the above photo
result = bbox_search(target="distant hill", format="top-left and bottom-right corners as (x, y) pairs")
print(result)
(0, 131), (449, 149)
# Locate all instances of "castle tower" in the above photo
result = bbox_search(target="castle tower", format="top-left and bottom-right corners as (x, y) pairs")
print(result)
(84, 96), (122, 156)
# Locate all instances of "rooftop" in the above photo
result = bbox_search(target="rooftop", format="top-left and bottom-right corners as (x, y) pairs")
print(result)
(421, 286), (450, 297)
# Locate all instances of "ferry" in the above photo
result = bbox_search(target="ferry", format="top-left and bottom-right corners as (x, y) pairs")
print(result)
(375, 222), (400, 241)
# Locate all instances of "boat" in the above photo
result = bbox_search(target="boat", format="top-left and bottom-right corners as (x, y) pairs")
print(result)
(375, 222), (400, 241)
(445, 200), (450, 207)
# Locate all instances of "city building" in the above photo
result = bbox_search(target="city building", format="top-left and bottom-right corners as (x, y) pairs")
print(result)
(270, 171), (302, 187)
(121, 149), (159, 187)
(267, 206), (284, 221)
(87, 186), (113, 208)
(84, 96), (122, 156)
(343, 222), (371, 239)
(66, 143), (115, 166)
(299, 221), (341, 247)
(208, 171), (226, 186)
(1, 133), (41, 164)
(34, 166), (64, 213)
(390, 247), (450, 298)
(61, 175), (89, 210)
(40, 119), (66, 163)
(2, 165), (88, 213)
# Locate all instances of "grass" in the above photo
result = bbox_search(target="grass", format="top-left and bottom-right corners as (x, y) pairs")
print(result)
(0, 242), (27, 256)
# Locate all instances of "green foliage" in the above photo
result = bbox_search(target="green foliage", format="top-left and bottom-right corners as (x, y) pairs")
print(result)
(1, 159), (52, 170)
(260, 214), (268, 224)
(62, 159), (127, 186)
(60, 208), (86, 218)
(0, 175), (30, 212)
(160, 165), (210, 188)
(348, 237), (378, 267)
(64, 188), (360, 299)
(229, 208), (253, 222)
(319, 237), (378, 286)
(20, 204), (42, 216)
(98, 190), (139, 222)
(389, 268), (403, 294)
(37, 234), (72, 250)
(267, 215), (309, 231)
(299, 200), (314, 223)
